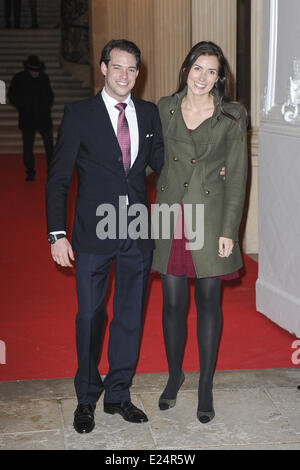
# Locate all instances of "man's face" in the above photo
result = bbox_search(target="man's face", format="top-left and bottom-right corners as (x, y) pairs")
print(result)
(100, 48), (139, 101)
(30, 71), (40, 79)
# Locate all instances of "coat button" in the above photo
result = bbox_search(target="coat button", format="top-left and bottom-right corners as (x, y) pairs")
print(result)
(184, 182), (189, 188)
(161, 186), (165, 191)
(173, 157), (178, 161)
(205, 190), (210, 195)
(191, 159), (196, 164)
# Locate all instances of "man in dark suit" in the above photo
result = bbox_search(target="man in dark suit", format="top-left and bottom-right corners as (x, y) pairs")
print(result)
(46, 39), (164, 433)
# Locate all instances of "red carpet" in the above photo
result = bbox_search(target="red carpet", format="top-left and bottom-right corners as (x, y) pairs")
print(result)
(0, 154), (298, 381)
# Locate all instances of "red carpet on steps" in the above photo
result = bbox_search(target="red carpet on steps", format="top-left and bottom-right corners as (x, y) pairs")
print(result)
(0, 154), (298, 382)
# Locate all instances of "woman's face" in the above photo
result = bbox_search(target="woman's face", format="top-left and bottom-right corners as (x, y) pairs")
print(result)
(186, 54), (219, 97)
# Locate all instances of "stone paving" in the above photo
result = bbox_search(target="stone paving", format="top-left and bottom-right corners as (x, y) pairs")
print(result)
(1, 368), (300, 450)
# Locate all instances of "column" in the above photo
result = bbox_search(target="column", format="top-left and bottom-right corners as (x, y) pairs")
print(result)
(191, 0), (237, 95)
(242, 0), (262, 253)
(153, 0), (191, 102)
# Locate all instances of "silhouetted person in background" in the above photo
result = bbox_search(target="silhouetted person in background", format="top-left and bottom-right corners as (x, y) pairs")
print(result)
(8, 55), (54, 181)
(4, 0), (21, 28)
(28, 0), (38, 28)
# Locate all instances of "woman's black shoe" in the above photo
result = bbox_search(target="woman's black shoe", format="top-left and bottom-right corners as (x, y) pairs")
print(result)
(159, 372), (185, 410)
(197, 408), (215, 423)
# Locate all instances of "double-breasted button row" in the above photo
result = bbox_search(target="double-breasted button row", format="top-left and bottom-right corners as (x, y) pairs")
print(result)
(173, 157), (197, 164)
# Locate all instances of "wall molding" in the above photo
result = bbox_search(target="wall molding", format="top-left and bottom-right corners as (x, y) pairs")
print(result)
(261, 106), (300, 137)
(256, 278), (300, 337)
(265, 0), (278, 114)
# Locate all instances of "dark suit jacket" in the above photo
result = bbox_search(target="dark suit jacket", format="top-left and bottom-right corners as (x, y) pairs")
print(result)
(46, 91), (164, 254)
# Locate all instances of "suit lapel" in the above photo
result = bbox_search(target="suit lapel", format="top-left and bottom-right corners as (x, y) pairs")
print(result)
(90, 91), (121, 159)
(89, 93), (148, 170)
(132, 97), (147, 156)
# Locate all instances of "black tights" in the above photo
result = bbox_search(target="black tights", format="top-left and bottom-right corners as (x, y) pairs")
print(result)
(161, 274), (222, 411)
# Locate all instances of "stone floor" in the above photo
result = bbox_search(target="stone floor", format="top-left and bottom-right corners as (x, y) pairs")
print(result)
(0, 368), (300, 450)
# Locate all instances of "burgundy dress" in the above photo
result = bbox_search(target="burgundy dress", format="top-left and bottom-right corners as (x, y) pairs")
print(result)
(166, 204), (239, 279)
(166, 128), (239, 280)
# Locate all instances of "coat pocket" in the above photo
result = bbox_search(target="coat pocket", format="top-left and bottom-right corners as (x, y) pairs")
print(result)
(202, 180), (225, 197)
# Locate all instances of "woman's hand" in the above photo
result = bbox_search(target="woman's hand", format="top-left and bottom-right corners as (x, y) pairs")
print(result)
(218, 237), (234, 258)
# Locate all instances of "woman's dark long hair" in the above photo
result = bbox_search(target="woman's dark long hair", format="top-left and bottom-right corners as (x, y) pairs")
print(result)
(176, 41), (237, 121)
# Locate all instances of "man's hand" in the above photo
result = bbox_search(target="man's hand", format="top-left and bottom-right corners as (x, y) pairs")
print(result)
(218, 237), (234, 258)
(220, 166), (225, 180)
(51, 237), (74, 267)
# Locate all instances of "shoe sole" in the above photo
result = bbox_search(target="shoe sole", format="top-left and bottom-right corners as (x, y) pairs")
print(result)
(73, 420), (95, 433)
(197, 409), (215, 424)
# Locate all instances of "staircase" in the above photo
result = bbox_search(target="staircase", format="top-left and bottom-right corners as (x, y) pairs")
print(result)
(0, 0), (91, 154)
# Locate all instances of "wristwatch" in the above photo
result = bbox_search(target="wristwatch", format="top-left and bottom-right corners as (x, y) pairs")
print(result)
(48, 233), (66, 244)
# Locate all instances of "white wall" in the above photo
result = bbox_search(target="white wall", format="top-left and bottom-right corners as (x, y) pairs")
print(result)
(256, 0), (300, 337)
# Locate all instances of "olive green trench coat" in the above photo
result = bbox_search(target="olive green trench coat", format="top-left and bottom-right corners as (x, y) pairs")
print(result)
(151, 87), (248, 278)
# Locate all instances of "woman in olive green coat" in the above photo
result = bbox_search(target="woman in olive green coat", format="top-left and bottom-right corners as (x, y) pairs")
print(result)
(152, 42), (248, 423)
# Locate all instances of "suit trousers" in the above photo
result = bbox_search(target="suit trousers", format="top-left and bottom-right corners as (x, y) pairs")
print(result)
(74, 236), (152, 405)
(21, 128), (53, 176)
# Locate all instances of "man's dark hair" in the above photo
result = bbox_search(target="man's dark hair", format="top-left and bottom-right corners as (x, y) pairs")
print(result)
(100, 39), (141, 69)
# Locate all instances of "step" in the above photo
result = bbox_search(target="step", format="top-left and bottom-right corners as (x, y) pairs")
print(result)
(1, 68), (69, 77)
(0, 29), (61, 37)
(0, 44), (60, 52)
(0, 32), (60, 39)
(0, 118), (62, 126)
(1, 57), (60, 64)
(1, 69), (72, 78)
(1, 126), (58, 135)
(0, 52), (60, 61)
(0, 74), (79, 83)
(0, 104), (65, 114)
(0, 129), (58, 143)
(0, 34), (61, 44)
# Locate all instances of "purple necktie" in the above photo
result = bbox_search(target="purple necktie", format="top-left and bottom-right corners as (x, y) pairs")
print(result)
(115, 102), (131, 174)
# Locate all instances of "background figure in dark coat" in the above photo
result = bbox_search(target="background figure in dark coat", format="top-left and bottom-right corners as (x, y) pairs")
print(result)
(8, 55), (54, 181)
(28, 0), (38, 28)
(4, 0), (21, 28)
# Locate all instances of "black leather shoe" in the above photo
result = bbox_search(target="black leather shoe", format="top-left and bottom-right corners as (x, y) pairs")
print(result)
(73, 403), (96, 433)
(104, 401), (148, 423)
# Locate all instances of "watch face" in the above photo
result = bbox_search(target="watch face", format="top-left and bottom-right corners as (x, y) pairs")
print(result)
(48, 234), (55, 244)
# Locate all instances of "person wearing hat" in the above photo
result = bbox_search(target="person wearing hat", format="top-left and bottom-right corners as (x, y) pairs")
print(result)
(8, 55), (54, 181)
(4, 0), (21, 29)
